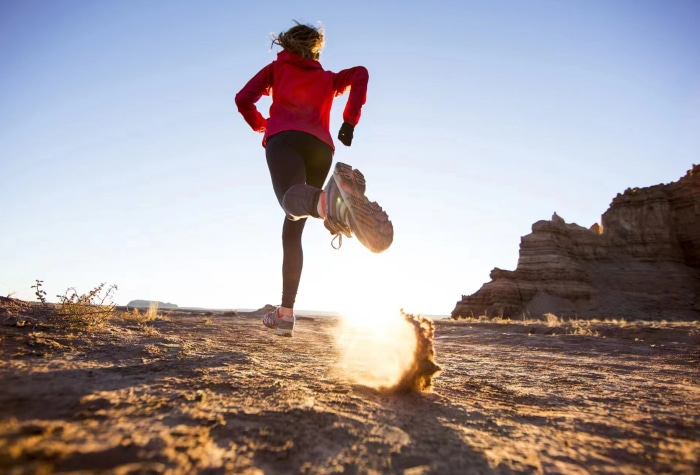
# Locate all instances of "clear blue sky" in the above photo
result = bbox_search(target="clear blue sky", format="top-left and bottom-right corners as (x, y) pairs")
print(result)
(1, 0), (698, 315)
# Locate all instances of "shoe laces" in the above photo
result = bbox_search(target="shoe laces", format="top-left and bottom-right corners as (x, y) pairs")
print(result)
(263, 308), (276, 326)
(325, 219), (347, 249)
(331, 233), (343, 249)
(323, 195), (352, 249)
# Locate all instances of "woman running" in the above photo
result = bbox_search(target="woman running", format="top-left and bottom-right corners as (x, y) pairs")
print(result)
(235, 21), (392, 337)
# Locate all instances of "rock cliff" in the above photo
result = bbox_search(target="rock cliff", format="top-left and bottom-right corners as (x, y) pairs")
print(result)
(452, 165), (700, 321)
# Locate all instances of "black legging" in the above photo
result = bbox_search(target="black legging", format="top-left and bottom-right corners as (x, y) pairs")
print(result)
(265, 131), (333, 309)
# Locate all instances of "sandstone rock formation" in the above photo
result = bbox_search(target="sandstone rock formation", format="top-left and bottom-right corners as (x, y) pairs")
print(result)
(452, 165), (700, 321)
(126, 300), (178, 309)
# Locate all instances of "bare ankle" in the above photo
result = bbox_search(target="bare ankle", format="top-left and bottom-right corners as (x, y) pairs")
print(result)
(317, 191), (326, 219)
(279, 306), (294, 317)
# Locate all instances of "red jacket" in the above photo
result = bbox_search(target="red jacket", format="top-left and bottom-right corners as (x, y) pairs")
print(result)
(235, 50), (368, 149)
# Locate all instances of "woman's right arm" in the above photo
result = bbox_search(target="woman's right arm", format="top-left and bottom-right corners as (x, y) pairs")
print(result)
(235, 64), (273, 133)
(333, 66), (369, 127)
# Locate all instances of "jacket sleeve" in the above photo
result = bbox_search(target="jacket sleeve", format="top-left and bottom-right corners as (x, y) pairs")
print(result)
(235, 63), (273, 133)
(332, 66), (369, 126)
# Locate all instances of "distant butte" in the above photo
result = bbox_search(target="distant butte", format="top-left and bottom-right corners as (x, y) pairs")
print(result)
(126, 300), (179, 309)
(452, 164), (700, 321)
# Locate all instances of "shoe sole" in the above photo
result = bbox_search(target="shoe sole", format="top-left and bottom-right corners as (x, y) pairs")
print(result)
(275, 328), (293, 337)
(333, 162), (393, 253)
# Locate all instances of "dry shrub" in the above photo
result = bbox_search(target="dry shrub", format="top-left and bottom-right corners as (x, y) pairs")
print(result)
(29, 280), (118, 329)
(54, 283), (118, 330)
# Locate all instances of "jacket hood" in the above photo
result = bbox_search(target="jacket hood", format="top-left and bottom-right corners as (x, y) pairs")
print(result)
(276, 50), (322, 70)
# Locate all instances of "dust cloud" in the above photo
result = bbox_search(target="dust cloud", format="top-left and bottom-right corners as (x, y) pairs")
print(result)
(334, 309), (441, 392)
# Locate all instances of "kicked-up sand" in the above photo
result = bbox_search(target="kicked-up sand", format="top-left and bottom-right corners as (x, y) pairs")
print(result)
(0, 299), (698, 474)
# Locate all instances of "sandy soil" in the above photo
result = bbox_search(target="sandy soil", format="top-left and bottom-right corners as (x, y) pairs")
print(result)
(1, 300), (699, 474)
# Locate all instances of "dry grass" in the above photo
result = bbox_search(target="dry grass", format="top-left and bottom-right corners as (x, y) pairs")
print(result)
(137, 325), (160, 337)
(119, 309), (151, 325)
(544, 313), (560, 327)
(120, 302), (163, 325)
(569, 319), (599, 336)
(142, 344), (164, 356)
(449, 313), (696, 337)
(146, 301), (159, 321)
(120, 308), (146, 324)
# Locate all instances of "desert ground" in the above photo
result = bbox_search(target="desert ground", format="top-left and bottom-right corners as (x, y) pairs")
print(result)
(1, 298), (699, 474)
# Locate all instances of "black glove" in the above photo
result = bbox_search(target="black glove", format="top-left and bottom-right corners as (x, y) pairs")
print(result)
(338, 122), (355, 146)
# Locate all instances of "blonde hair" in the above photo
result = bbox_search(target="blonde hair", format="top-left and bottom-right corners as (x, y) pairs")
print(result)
(272, 21), (325, 61)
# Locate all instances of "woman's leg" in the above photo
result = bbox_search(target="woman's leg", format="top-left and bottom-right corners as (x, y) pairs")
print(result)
(280, 218), (305, 309)
(265, 131), (333, 310)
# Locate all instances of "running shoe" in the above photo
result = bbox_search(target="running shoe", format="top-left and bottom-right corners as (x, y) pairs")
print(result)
(323, 162), (393, 253)
(262, 306), (295, 337)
